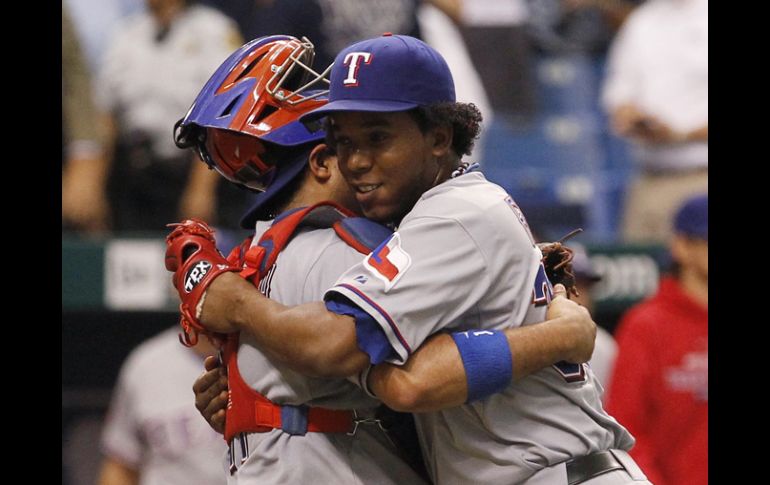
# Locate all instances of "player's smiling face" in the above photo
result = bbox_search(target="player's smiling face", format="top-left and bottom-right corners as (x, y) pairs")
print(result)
(328, 111), (446, 224)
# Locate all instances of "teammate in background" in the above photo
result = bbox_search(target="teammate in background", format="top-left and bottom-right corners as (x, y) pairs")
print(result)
(174, 35), (600, 484)
(97, 328), (226, 485)
(170, 34), (648, 484)
(606, 193), (708, 485)
(172, 35), (427, 484)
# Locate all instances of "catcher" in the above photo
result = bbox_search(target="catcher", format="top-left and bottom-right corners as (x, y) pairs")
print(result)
(168, 35), (610, 484)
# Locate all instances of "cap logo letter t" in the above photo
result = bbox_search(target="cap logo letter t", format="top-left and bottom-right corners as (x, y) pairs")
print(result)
(342, 52), (373, 86)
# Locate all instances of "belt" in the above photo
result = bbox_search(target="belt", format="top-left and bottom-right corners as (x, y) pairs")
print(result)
(566, 451), (626, 485)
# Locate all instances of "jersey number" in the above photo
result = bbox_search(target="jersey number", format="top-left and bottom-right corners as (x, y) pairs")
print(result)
(531, 263), (588, 382)
(531, 262), (552, 307)
(553, 361), (587, 382)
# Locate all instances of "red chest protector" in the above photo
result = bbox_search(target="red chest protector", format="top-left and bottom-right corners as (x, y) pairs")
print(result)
(220, 201), (392, 444)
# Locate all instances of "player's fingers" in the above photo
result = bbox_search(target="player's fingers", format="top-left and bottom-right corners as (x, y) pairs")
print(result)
(196, 374), (228, 412)
(204, 354), (221, 372)
(203, 390), (229, 423)
(193, 369), (222, 394)
(552, 283), (567, 298)
(210, 409), (226, 434)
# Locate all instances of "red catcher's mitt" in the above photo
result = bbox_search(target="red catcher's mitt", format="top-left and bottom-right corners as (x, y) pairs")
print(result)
(537, 228), (583, 299)
(165, 219), (241, 347)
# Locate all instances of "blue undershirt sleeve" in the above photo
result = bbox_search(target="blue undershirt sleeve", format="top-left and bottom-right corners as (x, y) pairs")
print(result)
(325, 294), (398, 365)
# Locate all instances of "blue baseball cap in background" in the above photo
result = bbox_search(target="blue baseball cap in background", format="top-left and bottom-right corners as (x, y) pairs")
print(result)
(673, 193), (708, 240)
(301, 34), (455, 122)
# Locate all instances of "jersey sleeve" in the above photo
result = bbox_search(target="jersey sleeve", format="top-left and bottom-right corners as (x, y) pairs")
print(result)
(325, 216), (490, 365)
(100, 358), (143, 468)
(325, 294), (398, 364)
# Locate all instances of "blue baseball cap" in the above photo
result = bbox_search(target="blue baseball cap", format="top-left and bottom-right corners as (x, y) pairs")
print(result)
(300, 34), (455, 122)
(673, 193), (708, 240)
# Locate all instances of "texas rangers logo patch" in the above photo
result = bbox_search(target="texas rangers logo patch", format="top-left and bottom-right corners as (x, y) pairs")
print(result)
(363, 233), (411, 292)
(184, 261), (212, 293)
(342, 52), (373, 86)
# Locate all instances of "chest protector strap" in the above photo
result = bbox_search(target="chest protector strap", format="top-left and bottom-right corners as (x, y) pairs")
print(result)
(222, 202), (393, 443)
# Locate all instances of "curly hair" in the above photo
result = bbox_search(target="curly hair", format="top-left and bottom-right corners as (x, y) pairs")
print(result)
(321, 102), (483, 158)
(408, 102), (483, 157)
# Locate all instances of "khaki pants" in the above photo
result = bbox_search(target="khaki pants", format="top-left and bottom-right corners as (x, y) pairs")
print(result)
(621, 169), (708, 244)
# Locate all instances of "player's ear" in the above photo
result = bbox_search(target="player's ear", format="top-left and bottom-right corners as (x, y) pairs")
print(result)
(429, 123), (453, 158)
(308, 143), (334, 182)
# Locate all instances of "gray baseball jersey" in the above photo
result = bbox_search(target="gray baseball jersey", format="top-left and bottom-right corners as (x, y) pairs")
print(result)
(101, 327), (227, 485)
(326, 172), (636, 484)
(231, 216), (428, 484)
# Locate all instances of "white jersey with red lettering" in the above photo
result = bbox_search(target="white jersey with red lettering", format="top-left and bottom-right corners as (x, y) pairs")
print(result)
(230, 217), (427, 485)
(326, 171), (635, 484)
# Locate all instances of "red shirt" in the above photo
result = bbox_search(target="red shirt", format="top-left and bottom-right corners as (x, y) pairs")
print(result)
(607, 277), (708, 485)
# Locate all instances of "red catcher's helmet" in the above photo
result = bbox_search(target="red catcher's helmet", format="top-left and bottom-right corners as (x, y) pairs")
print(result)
(174, 35), (330, 192)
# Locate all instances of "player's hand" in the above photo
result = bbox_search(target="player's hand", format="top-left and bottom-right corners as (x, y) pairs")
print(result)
(165, 219), (242, 345)
(547, 284), (596, 364)
(193, 355), (228, 434)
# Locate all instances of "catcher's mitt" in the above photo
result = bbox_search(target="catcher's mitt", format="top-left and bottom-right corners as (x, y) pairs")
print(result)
(165, 218), (241, 347)
(537, 228), (583, 299)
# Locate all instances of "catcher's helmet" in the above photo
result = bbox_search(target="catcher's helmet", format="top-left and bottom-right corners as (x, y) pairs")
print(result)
(174, 35), (331, 192)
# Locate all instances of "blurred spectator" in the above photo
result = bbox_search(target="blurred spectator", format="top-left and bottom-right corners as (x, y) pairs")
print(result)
(95, 0), (248, 232)
(457, 0), (537, 120)
(606, 194), (708, 485)
(210, 0), (422, 71)
(569, 243), (618, 396)
(562, 0), (639, 32)
(62, 3), (111, 234)
(64, 0), (145, 73)
(98, 327), (226, 485)
(526, 0), (640, 55)
(601, 0), (708, 243)
(417, 1), (494, 163)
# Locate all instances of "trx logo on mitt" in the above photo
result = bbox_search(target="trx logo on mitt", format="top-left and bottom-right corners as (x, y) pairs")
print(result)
(185, 261), (213, 293)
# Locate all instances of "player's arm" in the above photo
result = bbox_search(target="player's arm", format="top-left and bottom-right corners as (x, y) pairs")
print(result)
(367, 284), (596, 412)
(173, 222), (595, 387)
(165, 219), (370, 377)
(97, 456), (139, 485)
(201, 271), (371, 378)
(201, 274), (597, 390)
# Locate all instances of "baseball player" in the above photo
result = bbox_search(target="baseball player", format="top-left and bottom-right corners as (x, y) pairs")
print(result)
(170, 35), (613, 485)
(171, 35), (428, 485)
(98, 328), (226, 485)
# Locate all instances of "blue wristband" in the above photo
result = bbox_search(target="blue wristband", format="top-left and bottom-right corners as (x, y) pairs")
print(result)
(451, 330), (513, 403)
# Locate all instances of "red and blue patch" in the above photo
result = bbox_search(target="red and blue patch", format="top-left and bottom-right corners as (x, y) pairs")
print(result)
(363, 233), (411, 292)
